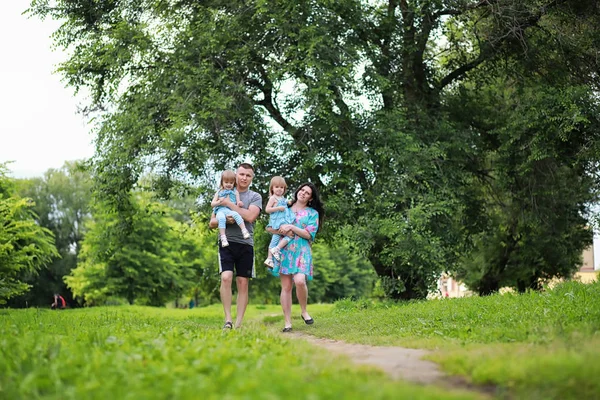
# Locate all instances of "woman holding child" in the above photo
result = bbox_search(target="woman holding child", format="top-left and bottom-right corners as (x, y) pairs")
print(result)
(267, 181), (324, 332)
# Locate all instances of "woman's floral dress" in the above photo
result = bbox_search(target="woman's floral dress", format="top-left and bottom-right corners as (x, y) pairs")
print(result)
(270, 207), (319, 280)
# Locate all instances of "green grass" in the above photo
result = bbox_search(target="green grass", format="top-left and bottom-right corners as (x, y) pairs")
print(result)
(0, 305), (479, 400)
(1, 280), (599, 399)
(313, 280), (600, 346)
(310, 280), (600, 400)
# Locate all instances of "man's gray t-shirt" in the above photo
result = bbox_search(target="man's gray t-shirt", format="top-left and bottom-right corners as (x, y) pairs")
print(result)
(225, 189), (262, 246)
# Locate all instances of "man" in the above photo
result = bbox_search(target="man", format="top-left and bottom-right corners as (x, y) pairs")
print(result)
(209, 163), (262, 329)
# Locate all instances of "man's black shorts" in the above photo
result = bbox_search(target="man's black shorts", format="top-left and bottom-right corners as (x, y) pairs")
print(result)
(218, 241), (255, 278)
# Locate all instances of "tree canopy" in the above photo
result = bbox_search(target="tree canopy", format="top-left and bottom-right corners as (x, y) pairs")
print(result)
(5, 161), (93, 307)
(0, 164), (59, 303)
(67, 191), (201, 306)
(27, 0), (600, 298)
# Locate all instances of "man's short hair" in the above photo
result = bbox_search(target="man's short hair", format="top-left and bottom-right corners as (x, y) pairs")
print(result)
(238, 162), (254, 172)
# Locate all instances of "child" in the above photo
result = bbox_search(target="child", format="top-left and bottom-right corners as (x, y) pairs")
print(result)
(264, 176), (296, 268)
(211, 170), (250, 247)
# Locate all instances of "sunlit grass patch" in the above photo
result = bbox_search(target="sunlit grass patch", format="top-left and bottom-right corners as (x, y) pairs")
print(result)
(429, 336), (600, 400)
(312, 280), (600, 347)
(0, 305), (478, 400)
(305, 280), (600, 399)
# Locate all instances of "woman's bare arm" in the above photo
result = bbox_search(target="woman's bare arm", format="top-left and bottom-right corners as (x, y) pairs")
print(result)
(278, 223), (312, 240)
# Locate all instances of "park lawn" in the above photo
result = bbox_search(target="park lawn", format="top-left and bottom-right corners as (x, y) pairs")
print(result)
(0, 305), (480, 400)
(2, 280), (599, 399)
(305, 280), (600, 400)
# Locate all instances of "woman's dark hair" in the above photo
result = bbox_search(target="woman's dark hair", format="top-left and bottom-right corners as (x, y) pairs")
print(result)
(290, 182), (324, 226)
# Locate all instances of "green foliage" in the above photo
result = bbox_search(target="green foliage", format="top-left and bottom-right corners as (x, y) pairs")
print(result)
(0, 305), (477, 400)
(26, 0), (600, 300)
(67, 192), (203, 306)
(311, 242), (376, 302)
(7, 161), (93, 307)
(0, 164), (59, 303)
(323, 281), (600, 398)
(185, 212), (221, 306)
(448, 80), (600, 294)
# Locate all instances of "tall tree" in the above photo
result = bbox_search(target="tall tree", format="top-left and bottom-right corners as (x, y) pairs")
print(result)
(7, 161), (93, 307)
(28, 0), (600, 298)
(67, 192), (199, 306)
(0, 163), (59, 304)
(450, 81), (600, 294)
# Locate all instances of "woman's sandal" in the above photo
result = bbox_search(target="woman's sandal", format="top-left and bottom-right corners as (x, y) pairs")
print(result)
(223, 321), (233, 330)
(282, 326), (292, 333)
(301, 315), (314, 325)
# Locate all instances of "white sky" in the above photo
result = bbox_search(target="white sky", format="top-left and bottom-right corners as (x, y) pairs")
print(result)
(0, 1), (95, 179)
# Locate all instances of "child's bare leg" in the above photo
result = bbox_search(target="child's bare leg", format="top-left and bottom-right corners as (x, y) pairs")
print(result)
(271, 236), (289, 261)
(264, 248), (274, 269)
(277, 237), (289, 250)
(219, 228), (229, 247)
(265, 234), (279, 268)
(239, 222), (250, 239)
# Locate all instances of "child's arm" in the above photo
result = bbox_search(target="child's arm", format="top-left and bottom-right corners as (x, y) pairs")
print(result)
(265, 196), (283, 214)
(235, 190), (243, 207)
(210, 191), (222, 208)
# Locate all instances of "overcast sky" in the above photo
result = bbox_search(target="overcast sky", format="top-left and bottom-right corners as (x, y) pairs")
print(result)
(0, 1), (95, 179)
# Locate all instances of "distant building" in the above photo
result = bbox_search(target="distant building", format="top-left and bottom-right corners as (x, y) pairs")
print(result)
(578, 233), (600, 283)
(436, 234), (600, 298)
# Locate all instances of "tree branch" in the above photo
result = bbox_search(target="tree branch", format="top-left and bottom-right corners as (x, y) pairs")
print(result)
(438, 1), (554, 90)
(433, 0), (500, 20)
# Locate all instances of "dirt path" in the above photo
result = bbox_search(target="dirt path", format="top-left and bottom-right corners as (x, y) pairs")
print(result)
(289, 332), (496, 397)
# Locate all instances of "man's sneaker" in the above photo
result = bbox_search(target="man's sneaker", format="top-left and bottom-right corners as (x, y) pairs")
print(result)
(272, 247), (281, 261)
(241, 229), (250, 239)
(220, 235), (229, 247)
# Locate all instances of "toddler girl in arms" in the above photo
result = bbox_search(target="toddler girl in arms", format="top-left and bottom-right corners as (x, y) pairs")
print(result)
(264, 176), (295, 268)
(211, 170), (250, 247)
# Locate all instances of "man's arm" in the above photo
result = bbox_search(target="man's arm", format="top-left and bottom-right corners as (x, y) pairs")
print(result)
(219, 197), (261, 223)
(209, 213), (218, 229)
(236, 204), (261, 223)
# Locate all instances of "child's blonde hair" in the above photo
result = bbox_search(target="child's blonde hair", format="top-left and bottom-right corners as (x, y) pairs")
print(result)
(269, 176), (288, 195)
(219, 170), (237, 189)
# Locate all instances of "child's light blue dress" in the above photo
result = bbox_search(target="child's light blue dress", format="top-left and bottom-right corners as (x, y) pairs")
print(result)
(214, 189), (243, 229)
(267, 197), (296, 250)
(213, 189), (237, 214)
(267, 198), (295, 229)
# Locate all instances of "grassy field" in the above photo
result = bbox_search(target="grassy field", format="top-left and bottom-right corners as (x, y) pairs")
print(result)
(1, 280), (599, 399)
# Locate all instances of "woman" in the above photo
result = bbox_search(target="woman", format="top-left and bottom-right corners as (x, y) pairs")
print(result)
(268, 182), (324, 332)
